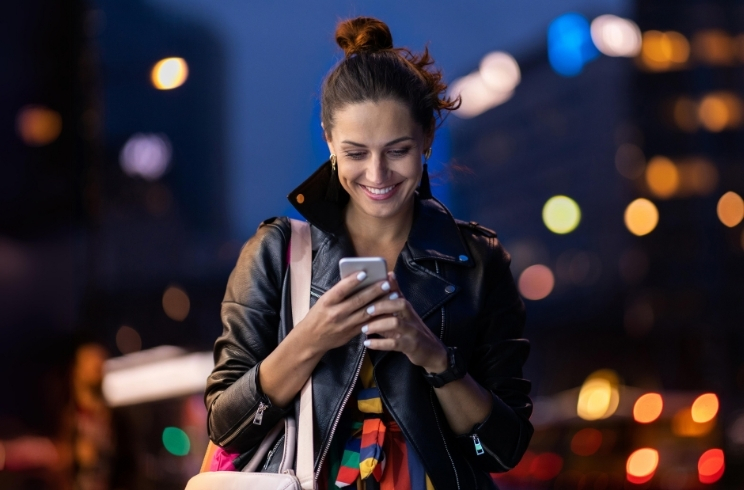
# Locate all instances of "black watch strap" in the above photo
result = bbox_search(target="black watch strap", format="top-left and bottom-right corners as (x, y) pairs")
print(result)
(423, 346), (467, 388)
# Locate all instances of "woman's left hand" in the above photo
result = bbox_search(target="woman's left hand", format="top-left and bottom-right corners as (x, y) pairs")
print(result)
(362, 272), (449, 374)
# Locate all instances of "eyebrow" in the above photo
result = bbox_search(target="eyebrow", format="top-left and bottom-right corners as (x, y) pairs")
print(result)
(340, 136), (415, 147)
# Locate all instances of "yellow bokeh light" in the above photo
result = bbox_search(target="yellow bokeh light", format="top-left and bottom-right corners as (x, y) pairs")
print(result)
(717, 191), (744, 227)
(577, 370), (620, 421)
(645, 156), (679, 199)
(163, 285), (190, 321)
(641, 30), (689, 70)
(626, 448), (659, 483)
(542, 195), (581, 234)
(152, 57), (189, 90)
(633, 393), (663, 424)
(16, 105), (63, 146)
(518, 264), (555, 301)
(624, 198), (659, 236)
(672, 407), (715, 437)
(691, 393), (719, 423)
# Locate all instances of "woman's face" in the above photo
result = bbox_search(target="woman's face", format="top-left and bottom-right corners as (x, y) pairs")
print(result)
(325, 99), (431, 221)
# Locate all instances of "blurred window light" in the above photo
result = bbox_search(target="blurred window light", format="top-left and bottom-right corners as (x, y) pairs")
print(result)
(640, 30), (690, 71)
(615, 143), (646, 179)
(577, 369), (620, 421)
(624, 198), (659, 236)
(116, 326), (142, 355)
(162, 427), (191, 456)
(698, 449), (725, 484)
(698, 92), (743, 132)
(103, 350), (213, 407)
(548, 13), (600, 77)
(529, 453), (563, 481)
(16, 105), (62, 146)
(450, 72), (514, 119)
(626, 448), (659, 484)
(590, 15), (642, 57)
(633, 393), (663, 423)
(479, 51), (521, 93)
(163, 285), (190, 321)
(673, 97), (699, 132)
(152, 57), (188, 90)
(672, 407), (715, 437)
(717, 191), (744, 227)
(571, 428), (603, 456)
(542, 195), (581, 234)
(691, 393), (719, 423)
(518, 264), (554, 300)
(120, 133), (172, 180)
(677, 158), (718, 197)
(692, 30), (735, 65)
(645, 156), (679, 199)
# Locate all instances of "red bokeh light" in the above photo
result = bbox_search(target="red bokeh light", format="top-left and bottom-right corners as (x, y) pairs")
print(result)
(530, 452), (563, 481)
(571, 428), (603, 456)
(698, 448), (725, 484)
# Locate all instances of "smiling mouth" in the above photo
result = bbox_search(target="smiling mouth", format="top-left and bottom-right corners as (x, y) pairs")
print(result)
(360, 183), (400, 195)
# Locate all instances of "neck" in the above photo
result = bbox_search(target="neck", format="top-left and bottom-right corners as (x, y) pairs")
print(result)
(344, 198), (415, 253)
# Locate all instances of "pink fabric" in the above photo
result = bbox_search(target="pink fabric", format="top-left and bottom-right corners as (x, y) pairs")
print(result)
(209, 446), (243, 471)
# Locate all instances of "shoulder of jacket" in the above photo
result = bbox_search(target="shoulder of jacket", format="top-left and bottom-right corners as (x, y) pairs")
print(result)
(455, 219), (498, 238)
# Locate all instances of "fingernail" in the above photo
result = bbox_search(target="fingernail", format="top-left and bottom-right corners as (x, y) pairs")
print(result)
(389, 292), (399, 300)
(363, 340), (371, 347)
(361, 325), (368, 333)
(390, 272), (396, 280)
(381, 281), (390, 291)
(356, 271), (367, 281)
(366, 305), (375, 315)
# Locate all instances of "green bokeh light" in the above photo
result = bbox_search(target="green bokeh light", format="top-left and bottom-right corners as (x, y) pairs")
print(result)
(162, 427), (190, 456)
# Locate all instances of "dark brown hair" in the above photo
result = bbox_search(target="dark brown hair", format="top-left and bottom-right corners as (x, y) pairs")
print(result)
(321, 17), (460, 139)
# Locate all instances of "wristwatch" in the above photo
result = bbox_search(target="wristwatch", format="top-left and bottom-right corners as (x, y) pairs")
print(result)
(423, 346), (467, 388)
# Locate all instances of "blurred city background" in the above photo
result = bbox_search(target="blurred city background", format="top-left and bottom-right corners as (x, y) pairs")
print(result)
(2, 0), (743, 488)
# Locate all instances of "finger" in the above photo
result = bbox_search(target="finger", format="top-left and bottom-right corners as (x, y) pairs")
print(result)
(386, 271), (402, 295)
(358, 295), (407, 320)
(324, 270), (378, 304)
(338, 279), (394, 317)
(362, 316), (402, 337)
(363, 337), (402, 351)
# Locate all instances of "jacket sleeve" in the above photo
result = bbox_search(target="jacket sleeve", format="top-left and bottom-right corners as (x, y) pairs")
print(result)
(204, 218), (294, 453)
(455, 236), (534, 473)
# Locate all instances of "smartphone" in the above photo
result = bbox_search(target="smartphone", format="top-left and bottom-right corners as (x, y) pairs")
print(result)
(339, 257), (388, 295)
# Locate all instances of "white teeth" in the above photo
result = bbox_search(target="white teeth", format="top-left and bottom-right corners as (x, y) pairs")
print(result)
(364, 184), (395, 195)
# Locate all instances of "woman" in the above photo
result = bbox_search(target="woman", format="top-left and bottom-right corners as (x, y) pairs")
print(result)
(205, 16), (533, 490)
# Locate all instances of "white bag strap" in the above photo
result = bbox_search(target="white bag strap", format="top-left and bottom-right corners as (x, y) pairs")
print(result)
(289, 219), (315, 490)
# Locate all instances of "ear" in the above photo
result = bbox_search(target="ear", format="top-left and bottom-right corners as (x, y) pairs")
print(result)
(423, 133), (434, 155)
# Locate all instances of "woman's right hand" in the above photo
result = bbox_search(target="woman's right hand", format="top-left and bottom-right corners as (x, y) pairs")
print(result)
(295, 271), (397, 356)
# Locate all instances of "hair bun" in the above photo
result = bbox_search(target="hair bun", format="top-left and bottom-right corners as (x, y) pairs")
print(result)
(335, 17), (393, 57)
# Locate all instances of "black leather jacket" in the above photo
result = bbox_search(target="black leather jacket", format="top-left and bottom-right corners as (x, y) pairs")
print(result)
(205, 161), (533, 489)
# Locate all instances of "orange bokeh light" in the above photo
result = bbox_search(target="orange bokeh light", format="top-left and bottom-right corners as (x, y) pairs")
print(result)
(698, 449), (725, 484)
(16, 105), (63, 146)
(672, 407), (715, 437)
(691, 393), (719, 423)
(626, 448), (659, 484)
(571, 428), (603, 456)
(633, 393), (663, 424)
(645, 156), (679, 198)
(717, 191), (744, 227)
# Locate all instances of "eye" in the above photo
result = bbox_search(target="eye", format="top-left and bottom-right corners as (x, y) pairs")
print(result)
(388, 146), (412, 157)
(344, 151), (366, 160)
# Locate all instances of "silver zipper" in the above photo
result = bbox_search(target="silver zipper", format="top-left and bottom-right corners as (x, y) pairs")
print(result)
(471, 434), (485, 456)
(262, 434), (285, 471)
(315, 346), (366, 480)
(253, 402), (268, 425)
(219, 400), (263, 446)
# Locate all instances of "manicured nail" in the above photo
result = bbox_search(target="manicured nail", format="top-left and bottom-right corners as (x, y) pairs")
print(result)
(366, 305), (375, 315)
(389, 292), (399, 300)
(381, 281), (390, 291)
(363, 340), (371, 347)
(356, 271), (367, 281)
(361, 325), (368, 333)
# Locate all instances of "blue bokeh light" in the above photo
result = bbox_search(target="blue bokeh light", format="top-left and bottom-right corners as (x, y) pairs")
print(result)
(548, 13), (600, 77)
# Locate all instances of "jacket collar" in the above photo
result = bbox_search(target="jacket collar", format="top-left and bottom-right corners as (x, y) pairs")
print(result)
(287, 160), (473, 267)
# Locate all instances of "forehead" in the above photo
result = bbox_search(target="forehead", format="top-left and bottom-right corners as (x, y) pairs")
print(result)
(330, 99), (421, 144)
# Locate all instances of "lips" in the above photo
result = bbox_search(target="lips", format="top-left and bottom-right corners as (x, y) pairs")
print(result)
(359, 183), (401, 200)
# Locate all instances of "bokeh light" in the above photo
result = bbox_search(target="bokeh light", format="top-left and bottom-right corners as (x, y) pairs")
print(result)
(672, 407), (715, 437)
(698, 449), (725, 484)
(116, 325), (142, 355)
(449, 72), (514, 118)
(163, 285), (190, 321)
(677, 158), (718, 197)
(151, 57), (188, 90)
(633, 393), (663, 423)
(577, 370), (620, 421)
(673, 96), (699, 132)
(641, 30), (690, 71)
(529, 453), (563, 481)
(590, 15), (642, 57)
(615, 143), (646, 179)
(16, 105), (63, 146)
(624, 198), (659, 236)
(548, 13), (600, 77)
(699, 92), (743, 132)
(518, 264), (555, 300)
(479, 51), (521, 93)
(717, 191), (744, 227)
(543, 195), (581, 234)
(571, 428), (603, 456)
(120, 133), (172, 180)
(162, 427), (190, 456)
(692, 30), (735, 66)
(691, 393), (719, 423)
(626, 448), (659, 484)
(645, 156), (679, 198)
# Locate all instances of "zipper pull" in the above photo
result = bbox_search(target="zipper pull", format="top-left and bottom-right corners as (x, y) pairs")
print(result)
(472, 434), (485, 456)
(254, 402), (268, 425)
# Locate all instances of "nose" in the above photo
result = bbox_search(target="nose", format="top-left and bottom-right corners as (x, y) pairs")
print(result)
(367, 152), (389, 185)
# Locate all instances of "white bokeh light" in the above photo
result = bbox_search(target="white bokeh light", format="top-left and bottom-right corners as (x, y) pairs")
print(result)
(450, 51), (521, 119)
(479, 51), (521, 93)
(120, 133), (172, 180)
(590, 15), (642, 57)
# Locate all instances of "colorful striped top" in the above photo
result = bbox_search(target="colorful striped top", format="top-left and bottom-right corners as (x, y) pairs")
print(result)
(320, 353), (435, 490)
